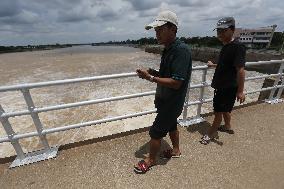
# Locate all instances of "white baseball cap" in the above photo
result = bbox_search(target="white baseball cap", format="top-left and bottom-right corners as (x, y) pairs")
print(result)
(145, 10), (178, 30)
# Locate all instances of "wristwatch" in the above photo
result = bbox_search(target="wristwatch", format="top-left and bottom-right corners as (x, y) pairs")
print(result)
(149, 75), (155, 82)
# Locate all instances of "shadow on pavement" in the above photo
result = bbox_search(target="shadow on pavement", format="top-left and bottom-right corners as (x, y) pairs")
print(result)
(185, 121), (223, 146)
(134, 139), (173, 165)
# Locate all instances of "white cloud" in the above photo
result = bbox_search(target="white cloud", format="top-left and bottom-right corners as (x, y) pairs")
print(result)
(104, 26), (116, 33)
(0, 0), (283, 45)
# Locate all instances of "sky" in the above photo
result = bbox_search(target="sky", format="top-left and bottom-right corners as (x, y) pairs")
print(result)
(0, 0), (283, 46)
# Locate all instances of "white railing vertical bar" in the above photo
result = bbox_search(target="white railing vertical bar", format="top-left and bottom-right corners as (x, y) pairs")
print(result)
(178, 67), (207, 127)
(20, 89), (50, 149)
(178, 73), (192, 127)
(0, 105), (25, 159)
(196, 69), (207, 118)
(275, 62), (284, 101)
(10, 88), (59, 168)
(266, 62), (284, 104)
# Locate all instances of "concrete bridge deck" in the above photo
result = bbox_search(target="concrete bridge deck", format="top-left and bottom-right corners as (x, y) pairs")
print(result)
(0, 102), (283, 189)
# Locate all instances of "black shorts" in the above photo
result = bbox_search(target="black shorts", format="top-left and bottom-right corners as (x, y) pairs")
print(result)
(213, 87), (237, 113)
(149, 105), (182, 139)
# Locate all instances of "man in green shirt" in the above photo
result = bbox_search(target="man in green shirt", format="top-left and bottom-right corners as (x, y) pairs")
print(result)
(134, 10), (192, 174)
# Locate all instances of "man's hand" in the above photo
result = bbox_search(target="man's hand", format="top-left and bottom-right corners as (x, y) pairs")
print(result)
(236, 67), (245, 104)
(207, 61), (217, 68)
(237, 92), (245, 104)
(147, 68), (159, 77)
(136, 69), (151, 80)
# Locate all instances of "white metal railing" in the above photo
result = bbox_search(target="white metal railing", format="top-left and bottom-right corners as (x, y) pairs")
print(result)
(0, 60), (284, 168)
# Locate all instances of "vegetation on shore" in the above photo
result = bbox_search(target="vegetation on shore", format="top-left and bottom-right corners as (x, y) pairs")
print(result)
(0, 44), (72, 54)
(1, 32), (283, 54)
(95, 32), (284, 51)
(93, 36), (222, 48)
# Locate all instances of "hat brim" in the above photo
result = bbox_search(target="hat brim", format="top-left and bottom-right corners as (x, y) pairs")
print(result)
(213, 25), (232, 31)
(145, 20), (167, 30)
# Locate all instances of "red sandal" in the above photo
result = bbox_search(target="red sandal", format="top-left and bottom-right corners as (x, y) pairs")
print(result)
(134, 160), (154, 174)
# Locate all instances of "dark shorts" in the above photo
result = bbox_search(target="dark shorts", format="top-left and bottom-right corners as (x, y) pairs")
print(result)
(149, 100), (183, 139)
(213, 87), (237, 113)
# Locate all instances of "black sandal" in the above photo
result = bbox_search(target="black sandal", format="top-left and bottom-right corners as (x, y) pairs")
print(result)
(218, 125), (234, 134)
(200, 135), (211, 145)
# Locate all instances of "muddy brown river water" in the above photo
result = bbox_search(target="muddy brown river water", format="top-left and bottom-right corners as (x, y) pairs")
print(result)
(0, 45), (263, 158)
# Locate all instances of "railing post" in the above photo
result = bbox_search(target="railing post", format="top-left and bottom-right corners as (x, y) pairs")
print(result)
(178, 68), (206, 127)
(275, 62), (284, 100)
(5, 88), (59, 168)
(0, 105), (25, 159)
(21, 88), (50, 149)
(265, 61), (284, 104)
(178, 77), (191, 126)
(196, 69), (207, 118)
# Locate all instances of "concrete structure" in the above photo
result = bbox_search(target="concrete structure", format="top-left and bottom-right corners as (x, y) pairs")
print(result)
(0, 102), (283, 189)
(281, 31), (284, 54)
(234, 25), (277, 48)
(259, 78), (284, 101)
(145, 46), (284, 73)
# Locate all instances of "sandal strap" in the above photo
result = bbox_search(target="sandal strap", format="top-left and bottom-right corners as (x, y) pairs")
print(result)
(218, 126), (234, 134)
(137, 160), (150, 172)
(200, 135), (211, 145)
(161, 149), (181, 158)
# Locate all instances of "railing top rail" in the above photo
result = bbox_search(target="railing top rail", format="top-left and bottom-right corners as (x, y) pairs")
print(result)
(0, 59), (283, 93)
(0, 72), (137, 93)
(245, 59), (284, 66)
(192, 65), (207, 70)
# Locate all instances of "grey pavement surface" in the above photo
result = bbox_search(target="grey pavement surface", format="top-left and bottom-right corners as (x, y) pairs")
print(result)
(0, 102), (284, 189)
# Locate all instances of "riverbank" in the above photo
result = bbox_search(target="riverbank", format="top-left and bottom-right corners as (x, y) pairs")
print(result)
(0, 44), (72, 54)
(144, 45), (284, 73)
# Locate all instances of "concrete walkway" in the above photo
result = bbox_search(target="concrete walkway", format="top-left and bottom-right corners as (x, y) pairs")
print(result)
(0, 102), (283, 189)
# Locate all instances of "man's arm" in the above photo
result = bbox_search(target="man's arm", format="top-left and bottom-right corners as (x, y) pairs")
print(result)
(152, 77), (182, 90)
(236, 66), (245, 103)
(136, 69), (182, 90)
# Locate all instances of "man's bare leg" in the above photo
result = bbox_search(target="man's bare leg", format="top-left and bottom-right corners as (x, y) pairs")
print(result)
(169, 130), (181, 155)
(223, 112), (232, 129)
(221, 112), (234, 134)
(143, 138), (161, 165)
(208, 112), (222, 138)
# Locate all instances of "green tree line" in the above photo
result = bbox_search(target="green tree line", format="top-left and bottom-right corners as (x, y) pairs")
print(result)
(271, 32), (284, 48)
(2, 32), (283, 52)
(0, 44), (72, 53)
(98, 33), (284, 49)
(95, 36), (222, 47)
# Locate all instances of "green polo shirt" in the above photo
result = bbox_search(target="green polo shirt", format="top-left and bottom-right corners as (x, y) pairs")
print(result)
(155, 39), (192, 114)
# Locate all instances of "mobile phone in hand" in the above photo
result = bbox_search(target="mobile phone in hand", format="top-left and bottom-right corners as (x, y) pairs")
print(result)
(148, 68), (159, 77)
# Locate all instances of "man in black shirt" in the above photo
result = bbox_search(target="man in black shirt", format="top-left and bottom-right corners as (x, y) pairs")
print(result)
(200, 17), (246, 145)
(134, 10), (192, 173)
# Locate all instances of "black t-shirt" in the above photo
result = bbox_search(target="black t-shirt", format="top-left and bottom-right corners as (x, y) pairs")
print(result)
(211, 39), (246, 89)
(155, 39), (192, 115)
